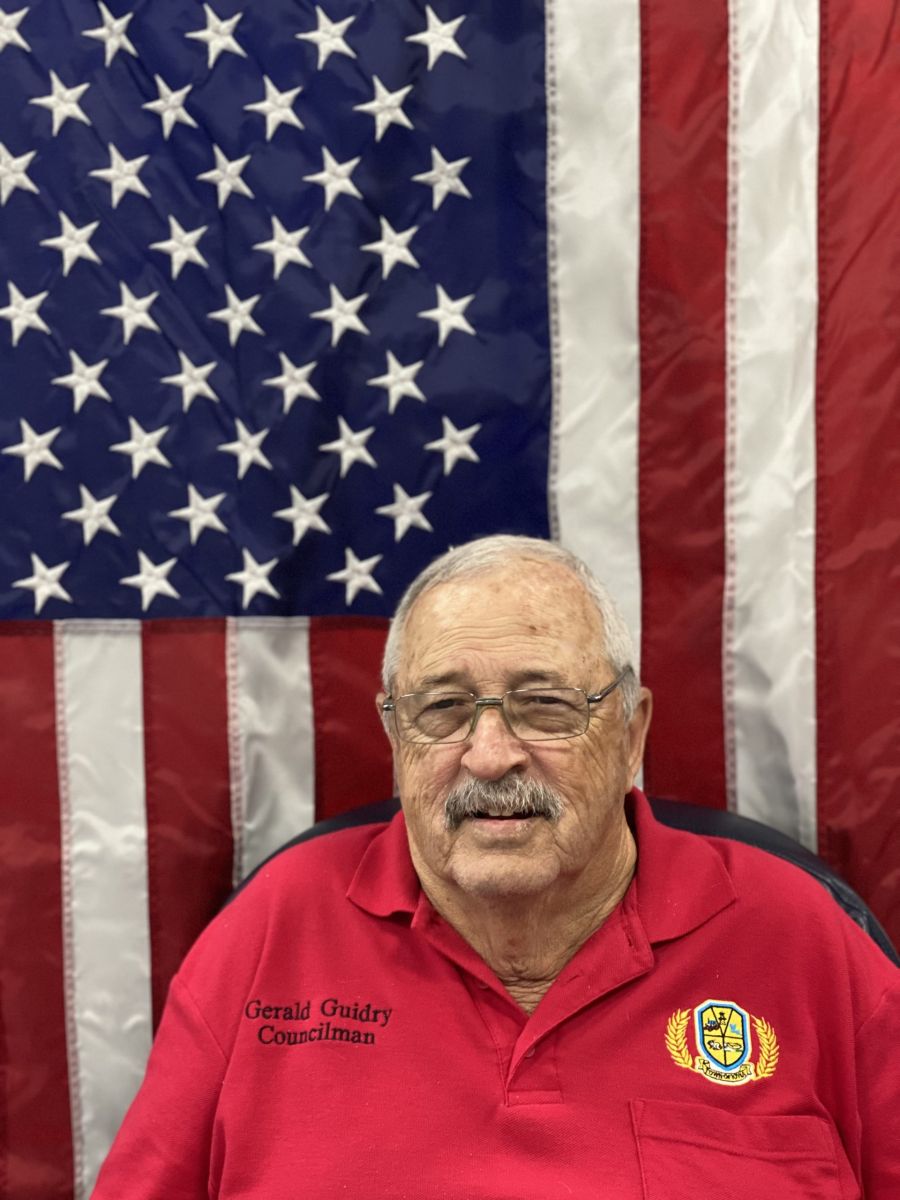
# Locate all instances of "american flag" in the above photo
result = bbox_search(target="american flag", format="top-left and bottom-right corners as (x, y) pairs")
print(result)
(1, 0), (897, 1196)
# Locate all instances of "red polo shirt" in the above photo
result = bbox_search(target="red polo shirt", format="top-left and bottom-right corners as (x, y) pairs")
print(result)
(91, 791), (899, 1199)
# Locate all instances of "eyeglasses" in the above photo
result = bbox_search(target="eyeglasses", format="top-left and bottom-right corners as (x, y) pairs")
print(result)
(382, 669), (630, 745)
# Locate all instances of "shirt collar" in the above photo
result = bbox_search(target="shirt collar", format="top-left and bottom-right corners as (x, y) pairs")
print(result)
(347, 788), (736, 944)
(626, 788), (736, 941)
(347, 806), (420, 918)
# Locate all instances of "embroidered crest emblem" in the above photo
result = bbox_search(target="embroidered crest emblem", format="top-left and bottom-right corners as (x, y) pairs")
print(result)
(666, 999), (779, 1085)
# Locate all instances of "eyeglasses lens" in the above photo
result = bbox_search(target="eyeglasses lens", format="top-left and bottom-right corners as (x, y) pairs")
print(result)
(395, 690), (589, 743)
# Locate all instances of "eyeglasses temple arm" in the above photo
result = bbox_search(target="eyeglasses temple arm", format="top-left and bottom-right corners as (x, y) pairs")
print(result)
(586, 667), (631, 705)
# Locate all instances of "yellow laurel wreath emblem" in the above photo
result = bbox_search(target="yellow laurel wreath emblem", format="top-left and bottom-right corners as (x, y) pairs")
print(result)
(665, 1009), (693, 1069)
(752, 1015), (780, 1078)
(667, 1007), (780, 1082)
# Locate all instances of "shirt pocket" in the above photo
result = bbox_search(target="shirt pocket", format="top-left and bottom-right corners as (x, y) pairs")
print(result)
(629, 1098), (852, 1200)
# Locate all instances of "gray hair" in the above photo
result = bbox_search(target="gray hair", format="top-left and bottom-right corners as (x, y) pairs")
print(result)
(382, 535), (640, 717)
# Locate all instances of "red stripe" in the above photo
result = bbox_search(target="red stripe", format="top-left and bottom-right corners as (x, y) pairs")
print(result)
(815, 0), (900, 946)
(308, 617), (393, 820)
(142, 620), (234, 1028)
(637, 0), (730, 808)
(0, 625), (73, 1198)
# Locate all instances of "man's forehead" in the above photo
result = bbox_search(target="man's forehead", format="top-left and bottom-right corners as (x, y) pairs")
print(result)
(397, 560), (605, 677)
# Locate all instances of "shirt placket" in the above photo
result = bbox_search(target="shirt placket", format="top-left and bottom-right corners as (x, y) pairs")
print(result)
(460, 972), (565, 1104)
(413, 892), (654, 1108)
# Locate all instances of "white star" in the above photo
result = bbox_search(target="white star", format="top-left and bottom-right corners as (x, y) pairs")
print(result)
(52, 350), (111, 412)
(101, 281), (160, 344)
(40, 212), (101, 276)
(62, 485), (120, 544)
(197, 145), (253, 208)
(253, 216), (311, 279)
(413, 146), (471, 210)
(169, 484), (227, 544)
(0, 282), (50, 345)
(0, 6), (30, 53)
(161, 351), (218, 411)
(82, 3), (137, 66)
(244, 76), (304, 140)
(121, 551), (179, 612)
(208, 285), (263, 345)
(142, 76), (198, 139)
(13, 555), (72, 615)
(418, 284), (475, 346)
(296, 6), (356, 69)
(263, 352), (319, 413)
(185, 4), (246, 68)
(319, 416), (376, 477)
(2, 419), (62, 480)
(0, 143), (38, 204)
(150, 216), (208, 279)
(367, 351), (426, 414)
(90, 144), (150, 208)
(326, 547), (383, 606)
(361, 217), (419, 279)
(274, 486), (330, 544)
(303, 146), (361, 211)
(354, 76), (413, 142)
(29, 71), (90, 135)
(218, 419), (272, 479)
(226, 548), (280, 608)
(311, 284), (369, 346)
(376, 483), (433, 541)
(406, 6), (467, 70)
(110, 416), (171, 478)
(425, 415), (481, 475)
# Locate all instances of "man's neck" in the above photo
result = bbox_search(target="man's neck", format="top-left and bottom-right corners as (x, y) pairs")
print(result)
(419, 826), (637, 1015)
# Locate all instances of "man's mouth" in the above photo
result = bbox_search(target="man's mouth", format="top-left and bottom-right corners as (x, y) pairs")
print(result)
(469, 809), (541, 820)
(443, 777), (564, 830)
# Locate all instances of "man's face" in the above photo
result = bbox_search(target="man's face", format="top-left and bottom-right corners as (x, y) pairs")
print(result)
(385, 560), (651, 901)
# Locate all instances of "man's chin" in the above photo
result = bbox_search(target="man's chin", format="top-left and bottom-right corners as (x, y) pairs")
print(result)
(446, 842), (561, 899)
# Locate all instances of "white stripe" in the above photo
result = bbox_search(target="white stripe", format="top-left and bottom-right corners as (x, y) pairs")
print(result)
(546, 0), (643, 658)
(230, 618), (316, 879)
(226, 617), (245, 888)
(56, 621), (152, 1199)
(723, 0), (819, 845)
(55, 624), (84, 1200)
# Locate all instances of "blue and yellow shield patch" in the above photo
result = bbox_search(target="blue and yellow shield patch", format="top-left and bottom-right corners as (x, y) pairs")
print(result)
(696, 1001), (750, 1071)
(665, 999), (779, 1086)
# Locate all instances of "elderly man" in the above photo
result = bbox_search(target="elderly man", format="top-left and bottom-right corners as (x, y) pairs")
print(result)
(93, 536), (897, 1199)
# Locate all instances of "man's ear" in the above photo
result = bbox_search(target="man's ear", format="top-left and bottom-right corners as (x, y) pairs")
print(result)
(626, 687), (652, 786)
(376, 693), (401, 794)
(375, 692), (393, 741)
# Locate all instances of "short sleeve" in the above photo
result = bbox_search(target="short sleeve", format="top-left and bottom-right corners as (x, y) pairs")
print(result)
(856, 984), (900, 1197)
(89, 976), (226, 1200)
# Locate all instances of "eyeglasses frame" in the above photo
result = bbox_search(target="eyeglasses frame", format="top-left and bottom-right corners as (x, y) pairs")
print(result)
(381, 667), (632, 745)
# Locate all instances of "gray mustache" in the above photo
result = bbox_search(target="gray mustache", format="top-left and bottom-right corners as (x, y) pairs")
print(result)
(444, 776), (564, 830)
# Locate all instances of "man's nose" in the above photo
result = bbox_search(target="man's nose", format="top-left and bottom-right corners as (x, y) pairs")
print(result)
(459, 705), (530, 779)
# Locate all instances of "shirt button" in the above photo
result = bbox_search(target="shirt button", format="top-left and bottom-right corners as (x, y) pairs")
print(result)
(524, 1047), (535, 1058)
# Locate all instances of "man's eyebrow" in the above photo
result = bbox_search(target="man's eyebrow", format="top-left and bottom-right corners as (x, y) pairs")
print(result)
(413, 668), (569, 691)
(415, 671), (469, 690)
(508, 669), (569, 688)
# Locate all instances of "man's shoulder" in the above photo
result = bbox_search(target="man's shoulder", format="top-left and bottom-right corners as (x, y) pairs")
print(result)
(233, 818), (393, 907)
(171, 819), (400, 1032)
(641, 795), (884, 947)
(702, 829), (856, 912)
(696, 830), (896, 973)
(185, 820), (396, 966)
